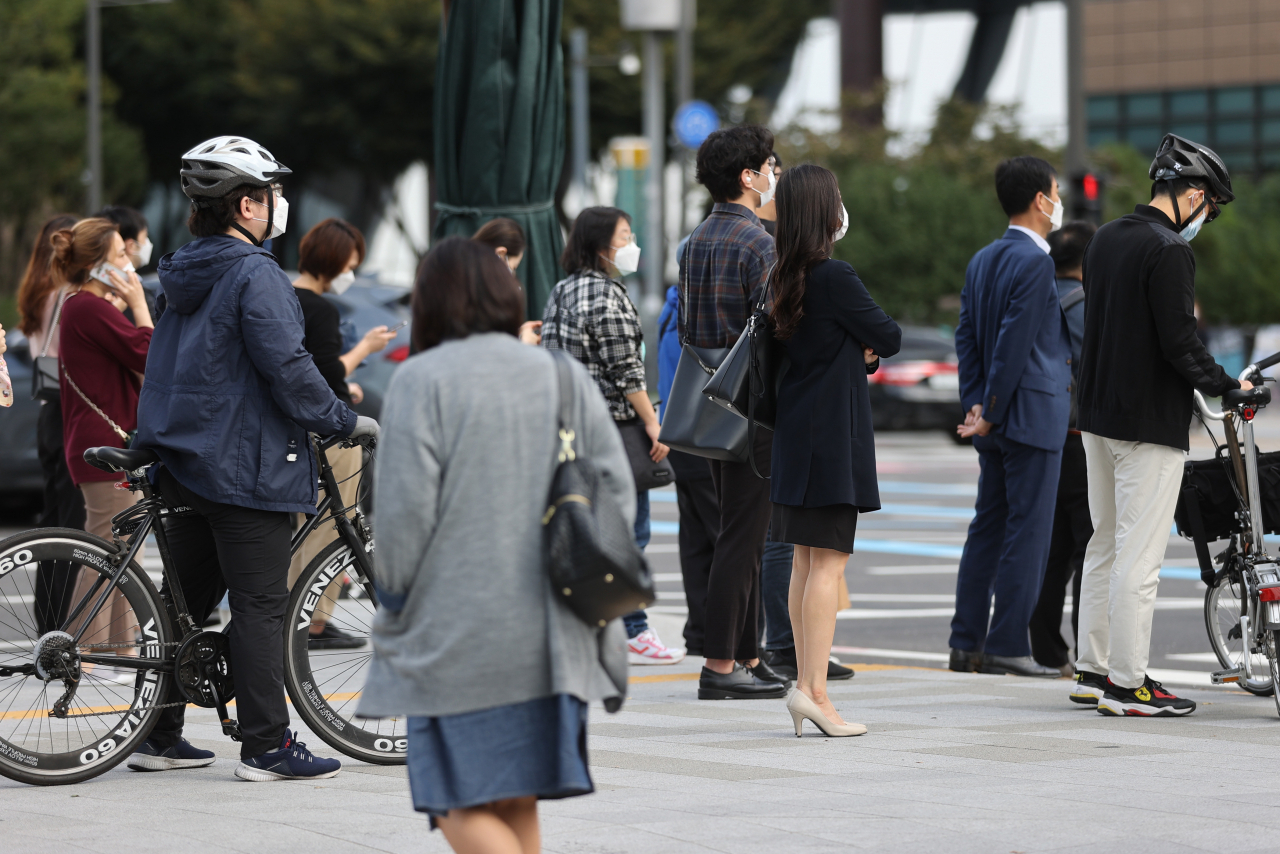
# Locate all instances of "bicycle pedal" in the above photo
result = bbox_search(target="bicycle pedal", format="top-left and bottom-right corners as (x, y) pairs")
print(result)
(1211, 667), (1245, 684)
(221, 717), (243, 742)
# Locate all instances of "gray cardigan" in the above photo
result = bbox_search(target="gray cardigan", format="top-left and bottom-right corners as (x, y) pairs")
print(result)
(358, 333), (634, 719)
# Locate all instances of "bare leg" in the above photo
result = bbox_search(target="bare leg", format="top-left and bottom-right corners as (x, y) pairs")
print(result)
(788, 546), (812, 684)
(797, 547), (849, 725)
(436, 797), (538, 854)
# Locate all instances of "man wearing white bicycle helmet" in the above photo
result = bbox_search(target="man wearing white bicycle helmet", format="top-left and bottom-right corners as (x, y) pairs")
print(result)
(128, 136), (376, 779)
(1071, 134), (1249, 717)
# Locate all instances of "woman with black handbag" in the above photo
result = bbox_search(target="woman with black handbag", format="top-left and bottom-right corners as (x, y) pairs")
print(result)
(540, 207), (683, 665)
(360, 238), (632, 852)
(769, 165), (901, 737)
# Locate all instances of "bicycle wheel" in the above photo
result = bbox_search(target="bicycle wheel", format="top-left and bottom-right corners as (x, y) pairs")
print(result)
(1269, 631), (1280, 718)
(283, 538), (404, 764)
(1204, 568), (1274, 696)
(0, 528), (174, 785)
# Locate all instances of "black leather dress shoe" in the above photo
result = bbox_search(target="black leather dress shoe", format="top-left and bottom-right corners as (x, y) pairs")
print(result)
(760, 648), (799, 681)
(746, 659), (791, 686)
(698, 663), (789, 700)
(950, 648), (982, 673)
(977, 654), (1060, 678)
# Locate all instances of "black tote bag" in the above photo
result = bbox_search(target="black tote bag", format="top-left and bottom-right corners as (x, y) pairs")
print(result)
(702, 278), (786, 432)
(656, 258), (750, 462)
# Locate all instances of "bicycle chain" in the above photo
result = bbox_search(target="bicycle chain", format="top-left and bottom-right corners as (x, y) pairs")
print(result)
(48, 640), (185, 719)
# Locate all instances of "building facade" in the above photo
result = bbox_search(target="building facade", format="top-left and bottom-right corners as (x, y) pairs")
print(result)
(1084, 0), (1280, 172)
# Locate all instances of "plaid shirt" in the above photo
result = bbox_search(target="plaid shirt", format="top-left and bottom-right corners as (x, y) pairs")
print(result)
(679, 203), (776, 348)
(541, 269), (646, 421)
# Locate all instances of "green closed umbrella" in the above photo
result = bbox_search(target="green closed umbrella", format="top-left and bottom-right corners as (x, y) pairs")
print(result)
(433, 0), (565, 318)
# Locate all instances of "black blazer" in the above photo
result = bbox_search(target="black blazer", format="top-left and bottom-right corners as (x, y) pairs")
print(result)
(770, 259), (901, 511)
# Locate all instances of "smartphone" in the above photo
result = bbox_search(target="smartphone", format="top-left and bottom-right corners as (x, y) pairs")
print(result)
(89, 262), (128, 290)
(387, 320), (409, 334)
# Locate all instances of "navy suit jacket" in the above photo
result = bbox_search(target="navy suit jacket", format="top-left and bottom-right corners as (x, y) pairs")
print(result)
(955, 229), (1071, 452)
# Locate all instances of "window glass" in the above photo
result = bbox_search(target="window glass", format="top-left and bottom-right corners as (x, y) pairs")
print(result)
(1262, 119), (1280, 143)
(1216, 120), (1253, 146)
(1216, 87), (1254, 115)
(1221, 151), (1255, 173)
(1088, 128), (1119, 147)
(1170, 90), (1209, 117)
(1088, 96), (1119, 123)
(1263, 86), (1280, 112)
(1170, 122), (1208, 141)
(1126, 125), (1164, 152)
(1126, 93), (1162, 121)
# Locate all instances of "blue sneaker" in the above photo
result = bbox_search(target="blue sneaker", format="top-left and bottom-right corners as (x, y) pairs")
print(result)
(126, 737), (216, 771)
(234, 729), (341, 781)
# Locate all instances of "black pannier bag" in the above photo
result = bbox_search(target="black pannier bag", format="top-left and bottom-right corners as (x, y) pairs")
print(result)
(1174, 450), (1280, 582)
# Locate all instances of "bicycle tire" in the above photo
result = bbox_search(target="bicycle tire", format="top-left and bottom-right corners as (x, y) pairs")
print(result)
(283, 538), (405, 765)
(1270, 631), (1280, 718)
(0, 528), (174, 785)
(1204, 567), (1274, 696)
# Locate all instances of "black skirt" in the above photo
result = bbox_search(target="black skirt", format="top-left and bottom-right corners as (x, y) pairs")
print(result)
(771, 502), (858, 553)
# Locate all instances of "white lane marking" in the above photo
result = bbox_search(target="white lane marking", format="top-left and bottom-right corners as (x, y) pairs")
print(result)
(836, 608), (955, 619)
(867, 564), (959, 575)
(652, 572), (684, 582)
(1165, 652), (1222, 663)
(643, 544), (680, 554)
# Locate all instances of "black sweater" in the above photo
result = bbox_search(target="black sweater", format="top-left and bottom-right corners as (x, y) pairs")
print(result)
(294, 287), (353, 406)
(1077, 205), (1237, 450)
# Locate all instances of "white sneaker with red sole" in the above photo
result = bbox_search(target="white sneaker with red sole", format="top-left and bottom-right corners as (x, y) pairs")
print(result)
(627, 629), (686, 665)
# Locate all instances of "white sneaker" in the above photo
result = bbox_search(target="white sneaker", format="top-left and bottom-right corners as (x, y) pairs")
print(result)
(628, 629), (686, 665)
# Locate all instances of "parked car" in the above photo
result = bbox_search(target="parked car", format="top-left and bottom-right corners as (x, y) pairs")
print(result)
(0, 334), (47, 514)
(868, 324), (963, 435)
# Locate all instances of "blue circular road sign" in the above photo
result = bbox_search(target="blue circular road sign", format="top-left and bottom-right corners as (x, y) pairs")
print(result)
(673, 100), (720, 150)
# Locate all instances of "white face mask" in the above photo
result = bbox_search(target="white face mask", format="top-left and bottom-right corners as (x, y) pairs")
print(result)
(136, 238), (153, 267)
(750, 168), (776, 206)
(330, 270), (356, 294)
(610, 240), (641, 276)
(251, 194), (289, 240)
(1041, 193), (1063, 232)
(1181, 211), (1207, 241)
(834, 203), (849, 241)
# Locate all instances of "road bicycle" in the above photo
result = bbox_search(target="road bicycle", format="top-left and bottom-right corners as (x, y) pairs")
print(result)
(1182, 352), (1280, 714)
(0, 433), (403, 786)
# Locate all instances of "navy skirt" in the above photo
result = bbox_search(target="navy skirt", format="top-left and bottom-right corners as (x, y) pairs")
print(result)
(407, 693), (593, 821)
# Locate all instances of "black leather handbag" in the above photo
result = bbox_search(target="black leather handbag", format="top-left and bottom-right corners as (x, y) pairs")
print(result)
(657, 262), (750, 462)
(544, 352), (656, 627)
(616, 419), (675, 490)
(30, 289), (66, 403)
(702, 279), (786, 432)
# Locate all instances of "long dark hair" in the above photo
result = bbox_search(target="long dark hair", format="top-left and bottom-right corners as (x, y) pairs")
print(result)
(411, 237), (524, 352)
(769, 165), (842, 340)
(17, 213), (78, 336)
(560, 206), (629, 275)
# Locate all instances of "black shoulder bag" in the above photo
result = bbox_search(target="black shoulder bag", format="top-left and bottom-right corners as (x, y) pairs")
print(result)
(656, 251), (750, 461)
(702, 269), (786, 478)
(31, 288), (67, 403)
(544, 351), (656, 627)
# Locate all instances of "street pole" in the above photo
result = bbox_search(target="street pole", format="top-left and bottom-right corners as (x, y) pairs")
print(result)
(86, 0), (103, 214)
(675, 0), (694, 238)
(1065, 0), (1086, 178)
(642, 31), (665, 313)
(570, 28), (589, 206)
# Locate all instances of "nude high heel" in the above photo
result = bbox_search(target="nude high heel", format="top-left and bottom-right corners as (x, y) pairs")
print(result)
(786, 689), (867, 737)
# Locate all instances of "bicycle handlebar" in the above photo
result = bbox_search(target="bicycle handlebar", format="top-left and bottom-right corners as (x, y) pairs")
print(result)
(1255, 350), (1280, 372)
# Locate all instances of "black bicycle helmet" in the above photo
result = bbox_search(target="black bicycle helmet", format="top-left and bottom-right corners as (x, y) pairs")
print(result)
(1149, 134), (1234, 226)
(180, 136), (291, 201)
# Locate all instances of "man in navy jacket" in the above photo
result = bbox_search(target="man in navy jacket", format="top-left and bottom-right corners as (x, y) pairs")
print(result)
(949, 156), (1072, 678)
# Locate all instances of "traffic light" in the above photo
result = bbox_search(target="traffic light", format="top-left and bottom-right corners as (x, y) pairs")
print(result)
(1070, 171), (1105, 224)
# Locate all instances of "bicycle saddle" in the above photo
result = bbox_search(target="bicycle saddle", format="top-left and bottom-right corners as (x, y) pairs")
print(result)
(83, 446), (161, 474)
(1224, 386), (1272, 407)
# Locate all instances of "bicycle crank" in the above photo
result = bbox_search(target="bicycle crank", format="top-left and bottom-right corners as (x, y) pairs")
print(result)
(174, 630), (242, 741)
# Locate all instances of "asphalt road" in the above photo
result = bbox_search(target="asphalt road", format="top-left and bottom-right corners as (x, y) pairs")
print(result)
(634, 409), (1280, 688)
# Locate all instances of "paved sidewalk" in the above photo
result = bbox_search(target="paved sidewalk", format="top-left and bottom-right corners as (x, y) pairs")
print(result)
(7, 651), (1280, 854)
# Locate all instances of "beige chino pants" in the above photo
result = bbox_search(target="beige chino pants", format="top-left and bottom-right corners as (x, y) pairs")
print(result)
(1075, 433), (1184, 689)
(70, 481), (142, 651)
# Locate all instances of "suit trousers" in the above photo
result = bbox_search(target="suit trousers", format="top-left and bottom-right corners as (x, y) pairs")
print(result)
(705, 428), (773, 661)
(149, 467), (292, 760)
(1075, 433), (1184, 690)
(1030, 432), (1093, 668)
(675, 472), (718, 655)
(949, 432), (1062, 658)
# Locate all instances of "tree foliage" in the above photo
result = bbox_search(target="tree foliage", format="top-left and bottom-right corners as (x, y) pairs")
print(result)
(0, 0), (144, 297)
(779, 98), (1060, 325)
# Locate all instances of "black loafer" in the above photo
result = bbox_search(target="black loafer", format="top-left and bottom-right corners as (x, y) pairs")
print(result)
(827, 657), (855, 681)
(761, 648), (799, 681)
(977, 654), (1060, 678)
(950, 648), (982, 673)
(698, 663), (788, 700)
(747, 659), (791, 686)
(307, 624), (365, 650)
